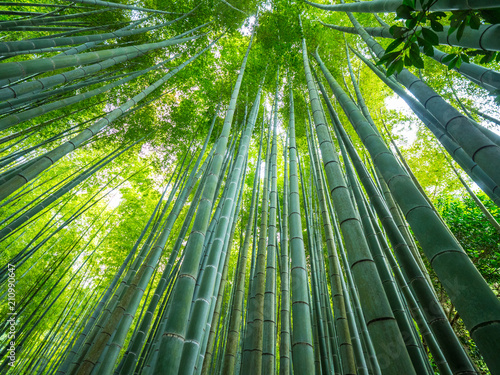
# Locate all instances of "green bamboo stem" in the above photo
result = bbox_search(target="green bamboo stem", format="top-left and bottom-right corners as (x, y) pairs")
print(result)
(150, 30), (253, 375)
(0, 35), (218, 203)
(338, 17), (500, 190)
(286, 79), (316, 375)
(177, 82), (262, 375)
(349, 46), (500, 207)
(444, 151), (500, 235)
(0, 32), (200, 81)
(241, 117), (271, 375)
(222, 106), (264, 375)
(305, 0), (498, 13)
(314, 42), (500, 373)
(279, 126), (291, 375)
(302, 26), (416, 375)
(62, 0), (180, 15)
(305, 103), (357, 374)
(321, 22), (500, 52)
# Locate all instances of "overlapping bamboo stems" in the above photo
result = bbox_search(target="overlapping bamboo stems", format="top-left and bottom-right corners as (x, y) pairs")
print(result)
(0, 52), (180, 130)
(14, 272), (97, 373)
(135, 258), (184, 374)
(373, 163), (434, 272)
(61, 170), (180, 372)
(31, 278), (103, 374)
(62, 0), (179, 15)
(341, 43), (448, 279)
(331, 109), (432, 374)
(0, 167), (131, 280)
(294, 153), (321, 375)
(8, 218), (114, 362)
(306, 117), (367, 374)
(122, 158), (211, 374)
(100, 154), (215, 373)
(300, 162), (335, 374)
(443, 150), (500, 234)
(0, 135), (148, 240)
(116, 119), (217, 373)
(0, 161), (88, 227)
(327, 183), (380, 375)
(0, 101), (107, 149)
(321, 22), (500, 52)
(379, 118), (441, 217)
(286, 81), (315, 374)
(5, 133), (188, 257)
(192, 128), (241, 308)
(56, 170), (177, 374)
(302, 27), (416, 375)
(150, 29), (254, 375)
(222, 105), (265, 375)
(430, 47), (500, 93)
(0, 8), (107, 30)
(66, 132), (211, 375)
(333, 14), (500, 190)
(0, 34), (220, 202)
(241, 113), (272, 375)
(0, 203), (114, 370)
(466, 107), (500, 128)
(349, 47), (500, 207)
(0, 72), (123, 114)
(262, 70), (279, 375)
(0, 64), (140, 113)
(177, 83), (262, 375)
(314, 43), (500, 373)
(279, 125), (291, 375)
(0, 18), (168, 99)
(235, 117), (264, 375)
(0, 15), (139, 88)
(305, 0), (497, 13)
(199, 156), (248, 375)
(0, 31), (201, 82)
(363, 190), (452, 374)
(316, 54), (474, 375)
(0, 8), (195, 55)
(304, 104), (357, 374)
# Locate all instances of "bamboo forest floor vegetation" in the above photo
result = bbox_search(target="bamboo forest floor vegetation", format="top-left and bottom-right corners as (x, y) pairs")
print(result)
(0, 0), (499, 374)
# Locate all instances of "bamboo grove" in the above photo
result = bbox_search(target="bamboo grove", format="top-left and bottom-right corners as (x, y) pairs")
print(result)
(0, 0), (499, 374)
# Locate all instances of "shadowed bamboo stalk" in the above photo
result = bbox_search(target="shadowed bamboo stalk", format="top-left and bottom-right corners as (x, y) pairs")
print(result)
(305, 98), (356, 374)
(62, 0), (181, 15)
(443, 150), (500, 235)
(279, 124), (291, 375)
(349, 47), (500, 207)
(150, 29), (254, 375)
(314, 41), (500, 373)
(177, 80), (262, 375)
(0, 35), (219, 203)
(262, 69), (279, 375)
(286, 78), (316, 375)
(305, 0), (498, 13)
(327, 15), (500, 190)
(221, 121), (263, 374)
(321, 22), (500, 52)
(302, 21), (416, 375)
(0, 32), (201, 81)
